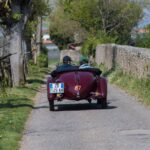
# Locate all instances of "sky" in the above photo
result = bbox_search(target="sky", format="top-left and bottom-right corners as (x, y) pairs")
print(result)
(138, 7), (150, 28)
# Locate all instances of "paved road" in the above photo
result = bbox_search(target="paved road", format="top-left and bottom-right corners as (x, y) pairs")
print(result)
(20, 83), (150, 150)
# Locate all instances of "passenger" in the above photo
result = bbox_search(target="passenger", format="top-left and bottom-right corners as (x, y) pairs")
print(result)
(79, 57), (93, 69)
(79, 56), (102, 76)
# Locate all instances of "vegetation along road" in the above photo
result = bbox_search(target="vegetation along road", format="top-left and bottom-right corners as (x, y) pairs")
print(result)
(20, 82), (150, 150)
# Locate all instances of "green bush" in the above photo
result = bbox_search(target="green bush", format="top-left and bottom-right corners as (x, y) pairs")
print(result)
(81, 31), (116, 56)
(37, 54), (48, 67)
(135, 34), (150, 48)
(41, 46), (48, 55)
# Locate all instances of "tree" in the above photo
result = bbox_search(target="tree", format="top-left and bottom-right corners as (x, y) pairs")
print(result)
(135, 24), (150, 48)
(49, 3), (87, 48)
(24, 0), (50, 64)
(50, 0), (142, 46)
(67, 0), (142, 43)
(0, 0), (50, 87)
(66, 0), (100, 31)
(0, 0), (11, 27)
(9, 0), (32, 86)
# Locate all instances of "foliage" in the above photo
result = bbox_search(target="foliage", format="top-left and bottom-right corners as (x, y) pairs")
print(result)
(65, 0), (99, 31)
(0, 0), (50, 30)
(12, 12), (22, 22)
(24, 20), (37, 38)
(135, 34), (150, 48)
(24, 0), (50, 39)
(37, 47), (48, 67)
(135, 24), (150, 48)
(95, 0), (142, 43)
(0, 0), (11, 26)
(30, 0), (51, 18)
(81, 31), (116, 56)
(51, 0), (142, 46)
(0, 80), (7, 98)
(0, 1), (27, 27)
(49, 4), (85, 48)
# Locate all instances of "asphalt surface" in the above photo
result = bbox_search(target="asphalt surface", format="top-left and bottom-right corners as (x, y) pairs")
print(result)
(20, 83), (150, 150)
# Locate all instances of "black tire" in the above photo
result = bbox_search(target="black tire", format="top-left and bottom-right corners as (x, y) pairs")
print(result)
(97, 99), (107, 109)
(101, 100), (107, 109)
(97, 99), (101, 104)
(49, 100), (54, 111)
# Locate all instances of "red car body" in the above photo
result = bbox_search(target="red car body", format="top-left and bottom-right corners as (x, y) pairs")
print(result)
(47, 69), (107, 111)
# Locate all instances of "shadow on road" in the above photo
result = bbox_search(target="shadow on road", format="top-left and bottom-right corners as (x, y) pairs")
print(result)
(27, 79), (46, 84)
(54, 103), (117, 111)
(0, 103), (34, 108)
(0, 102), (117, 110)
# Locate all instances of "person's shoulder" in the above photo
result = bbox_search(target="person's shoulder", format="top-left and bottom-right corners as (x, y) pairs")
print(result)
(79, 64), (92, 69)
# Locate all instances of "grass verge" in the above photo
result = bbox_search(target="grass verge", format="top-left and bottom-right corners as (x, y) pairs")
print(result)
(100, 64), (150, 105)
(0, 64), (49, 150)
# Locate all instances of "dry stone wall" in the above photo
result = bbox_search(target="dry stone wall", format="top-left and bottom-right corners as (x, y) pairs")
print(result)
(95, 44), (150, 78)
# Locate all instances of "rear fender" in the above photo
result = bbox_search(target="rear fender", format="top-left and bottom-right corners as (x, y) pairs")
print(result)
(47, 77), (56, 101)
(96, 77), (107, 98)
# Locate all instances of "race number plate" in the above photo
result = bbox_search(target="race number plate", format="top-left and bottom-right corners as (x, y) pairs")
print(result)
(49, 83), (64, 94)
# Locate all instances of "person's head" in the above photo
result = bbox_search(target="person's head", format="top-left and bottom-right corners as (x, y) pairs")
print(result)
(80, 56), (89, 65)
(63, 55), (72, 64)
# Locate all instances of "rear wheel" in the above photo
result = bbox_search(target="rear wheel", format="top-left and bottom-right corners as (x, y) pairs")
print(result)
(101, 100), (107, 109)
(97, 99), (101, 104)
(49, 100), (54, 111)
(97, 98), (107, 109)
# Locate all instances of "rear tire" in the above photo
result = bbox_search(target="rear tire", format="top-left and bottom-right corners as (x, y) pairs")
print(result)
(97, 99), (107, 109)
(97, 99), (101, 104)
(101, 100), (107, 109)
(49, 100), (54, 111)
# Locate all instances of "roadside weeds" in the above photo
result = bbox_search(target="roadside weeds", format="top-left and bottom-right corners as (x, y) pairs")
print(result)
(100, 66), (150, 106)
(0, 64), (49, 150)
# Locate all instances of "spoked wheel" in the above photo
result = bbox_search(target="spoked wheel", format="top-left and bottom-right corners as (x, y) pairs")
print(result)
(97, 98), (107, 109)
(49, 100), (54, 111)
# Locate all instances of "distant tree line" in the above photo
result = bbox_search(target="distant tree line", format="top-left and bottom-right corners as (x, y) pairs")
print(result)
(50, 0), (142, 55)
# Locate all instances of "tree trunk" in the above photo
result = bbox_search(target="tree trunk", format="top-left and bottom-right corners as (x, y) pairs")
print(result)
(9, 1), (31, 87)
(36, 17), (42, 55)
(10, 23), (25, 86)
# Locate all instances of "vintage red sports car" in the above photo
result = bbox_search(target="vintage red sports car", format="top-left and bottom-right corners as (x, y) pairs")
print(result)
(47, 68), (107, 111)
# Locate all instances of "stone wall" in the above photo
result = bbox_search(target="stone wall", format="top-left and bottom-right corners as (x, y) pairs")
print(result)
(95, 44), (150, 78)
(60, 50), (81, 62)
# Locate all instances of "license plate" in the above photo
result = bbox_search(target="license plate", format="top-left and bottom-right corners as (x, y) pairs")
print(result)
(49, 83), (64, 93)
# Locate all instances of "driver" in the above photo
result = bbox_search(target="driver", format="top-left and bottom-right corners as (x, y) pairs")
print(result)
(58, 55), (73, 70)
(51, 55), (78, 77)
